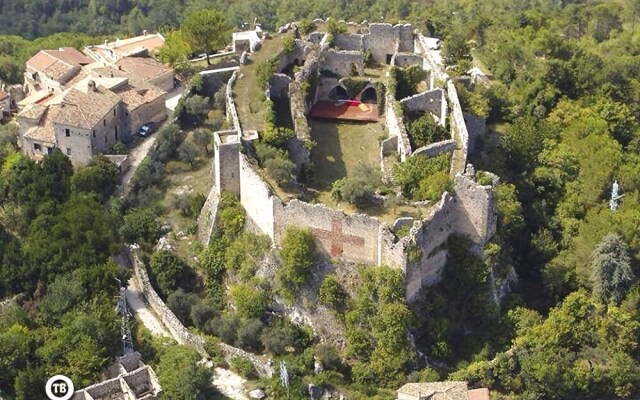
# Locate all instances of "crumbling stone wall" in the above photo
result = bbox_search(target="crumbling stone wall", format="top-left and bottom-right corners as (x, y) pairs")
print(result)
(288, 82), (311, 177)
(463, 112), (486, 155)
(315, 77), (342, 101)
(447, 80), (469, 174)
(268, 73), (293, 98)
(197, 178), (220, 245)
(214, 131), (241, 196)
(225, 71), (241, 131)
(365, 23), (413, 64)
(385, 91), (412, 160)
(333, 34), (365, 51)
(412, 139), (456, 158)
(393, 53), (423, 68)
(453, 166), (499, 243)
(400, 88), (447, 126)
(321, 49), (364, 77)
(127, 246), (273, 377)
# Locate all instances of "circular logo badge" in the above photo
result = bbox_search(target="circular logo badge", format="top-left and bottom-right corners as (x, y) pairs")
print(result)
(45, 375), (74, 400)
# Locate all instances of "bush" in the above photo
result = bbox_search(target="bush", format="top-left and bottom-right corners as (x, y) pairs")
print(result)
(256, 58), (278, 91)
(230, 284), (270, 319)
(120, 208), (160, 245)
(217, 192), (246, 238)
(390, 65), (427, 99)
(392, 153), (451, 198)
(262, 126), (294, 148)
(236, 318), (264, 351)
(265, 157), (294, 186)
(167, 288), (201, 326)
(230, 357), (256, 379)
(172, 192), (206, 217)
(207, 313), (240, 343)
(318, 275), (348, 310)
(277, 227), (316, 297)
(190, 302), (218, 330)
(206, 109), (225, 130)
(298, 18), (314, 35)
(332, 162), (382, 207)
(283, 33), (296, 54)
(405, 111), (449, 148)
(331, 178), (346, 202)
(414, 170), (453, 201)
(225, 232), (271, 280)
(260, 318), (311, 355)
(149, 250), (194, 298)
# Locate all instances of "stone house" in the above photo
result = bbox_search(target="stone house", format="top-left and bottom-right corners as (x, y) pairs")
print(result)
(114, 57), (174, 92)
(18, 76), (166, 166)
(84, 32), (165, 64)
(24, 47), (92, 94)
(396, 382), (490, 400)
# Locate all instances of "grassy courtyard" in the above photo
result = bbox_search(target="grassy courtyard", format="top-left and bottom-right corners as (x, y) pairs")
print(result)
(308, 118), (383, 197)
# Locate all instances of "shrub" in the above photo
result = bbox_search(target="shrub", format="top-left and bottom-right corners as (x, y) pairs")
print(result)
(207, 313), (239, 343)
(217, 192), (246, 238)
(331, 178), (346, 202)
(392, 153), (451, 197)
(167, 288), (201, 326)
(149, 250), (195, 298)
(230, 357), (256, 379)
(298, 19), (314, 35)
(262, 126), (294, 148)
(318, 275), (348, 309)
(476, 171), (494, 186)
(225, 232), (271, 280)
(414, 170), (453, 201)
(390, 65), (427, 99)
(332, 162), (382, 207)
(256, 58), (278, 91)
(254, 141), (287, 166)
(277, 227), (316, 297)
(405, 112), (449, 148)
(213, 86), (227, 110)
(230, 284), (270, 319)
(235, 318), (264, 352)
(283, 33), (296, 54)
(190, 302), (218, 330)
(265, 157), (294, 186)
(120, 208), (160, 245)
(260, 318), (311, 355)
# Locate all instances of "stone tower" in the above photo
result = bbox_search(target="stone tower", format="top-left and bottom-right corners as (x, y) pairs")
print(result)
(214, 130), (241, 196)
(453, 164), (499, 245)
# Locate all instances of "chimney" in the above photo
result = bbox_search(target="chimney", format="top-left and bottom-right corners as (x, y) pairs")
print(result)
(88, 80), (96, 92)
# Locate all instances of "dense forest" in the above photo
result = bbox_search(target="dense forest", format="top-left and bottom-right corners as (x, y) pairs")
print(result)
(1, 0), (640, 399)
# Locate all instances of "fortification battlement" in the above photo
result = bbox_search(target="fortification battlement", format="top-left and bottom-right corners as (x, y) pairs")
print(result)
(199, 21), (494, 301)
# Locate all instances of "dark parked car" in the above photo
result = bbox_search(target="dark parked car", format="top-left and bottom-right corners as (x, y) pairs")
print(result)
(137, 122), (157, 137)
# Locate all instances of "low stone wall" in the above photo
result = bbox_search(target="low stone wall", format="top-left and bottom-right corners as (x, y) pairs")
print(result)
(225, 71), (241, 132)
(400, 89), (446, 127)
(127, 246), (273, 377)
(385, 92), (412, 161)
(412, 139), (456, 158)
(447, 80), (469, 174)
(288, 82), (311, 177)
(127, 247), (210, 359)
(333, 34), (365, 51)
(321, 49), (364, 77)
(240, 156), (277, 239)
(393, 52), (423, 68)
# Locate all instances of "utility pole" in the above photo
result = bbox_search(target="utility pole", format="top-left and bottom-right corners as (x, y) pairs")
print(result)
(115, 278), (134, 355)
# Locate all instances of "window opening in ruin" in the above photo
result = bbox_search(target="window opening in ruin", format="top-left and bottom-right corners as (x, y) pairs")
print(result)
(360, 87), (377, 104)
(65, 128), (70, 137)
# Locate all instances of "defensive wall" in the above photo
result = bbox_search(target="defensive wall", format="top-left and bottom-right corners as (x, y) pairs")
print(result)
(332, 23), (414, 64)
(127, 246), (273, 377)
(198, 22), (494, 302)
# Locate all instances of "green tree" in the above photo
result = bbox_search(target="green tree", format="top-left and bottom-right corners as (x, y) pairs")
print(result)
(149, 250), (194, 298)
(156, 344), (217, 399)
(120, 208), (160, 245)
(178, 140), (199, 168)
(442, 31), (472, 67)
(591, 233), (636, 305)
(318, 274), (348, 309)
(192, 128), (213, 155)
(182, 9), (230, 65)
(277, 227), (316, 296)
(157, 29), (191, 67)
(230, 284), (270, 319)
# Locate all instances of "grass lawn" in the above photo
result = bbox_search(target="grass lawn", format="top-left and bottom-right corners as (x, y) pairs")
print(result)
(233, 35), (285, 133)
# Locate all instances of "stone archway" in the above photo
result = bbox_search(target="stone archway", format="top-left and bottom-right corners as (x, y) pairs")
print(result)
(328, 85), (348, 101)
(360, 86), (377, 104)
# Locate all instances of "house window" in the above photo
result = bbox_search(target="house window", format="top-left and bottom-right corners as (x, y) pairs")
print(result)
(113, 109), (116, 116)
(66, 147), (71, 156)
(47, 147), (53, 155)
(103, 119), (106, 126)
(33, 143), (41, 151)
(115, 126), (118, 141)
(93, 130), (96, 138)
(65, 128), (70, 137)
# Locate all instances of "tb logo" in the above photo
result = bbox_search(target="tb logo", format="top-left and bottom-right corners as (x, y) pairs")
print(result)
(46, 375), (74, 400)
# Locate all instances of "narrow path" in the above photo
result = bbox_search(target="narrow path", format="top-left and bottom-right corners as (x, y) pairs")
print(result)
(119, 135), (157, 196)
(213, 368), (249, 400)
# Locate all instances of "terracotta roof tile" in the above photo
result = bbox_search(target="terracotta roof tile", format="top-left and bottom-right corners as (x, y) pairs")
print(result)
(23, 105), (61, 144)
(112, 84), (165, 111)
(397, 382), (470, 400)
(55, 87), (120, 129)
(115, 56), (172, 81)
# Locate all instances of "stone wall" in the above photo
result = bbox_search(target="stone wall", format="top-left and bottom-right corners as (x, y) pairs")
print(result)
(447, 80), (469, 174)
(127, 246), (273, 377)
(393, 52), (423, 68)
(288, 82), (311, 177)
(334, 34), (365, 51)
(453, 166), (499, 243)
(225, 71), (241, 131)
(274, 200), (383, 265)
(385, 91), (412, 161)
(412, 139), (456, 158)
(214, 131), (241, 196)
(463, 112), (486, 155)
(400, 88), (447, 126)
(127, 247), (210, 359)
(239, 155), (277, 239)
(321, 49), (364, 77)
(268, 73), (293, 98)
(403, 194), (458, 301)
(316, 77), (342, 102)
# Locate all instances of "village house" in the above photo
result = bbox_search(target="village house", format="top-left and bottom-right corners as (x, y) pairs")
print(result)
(396, 382), (490, 400)
(24, 47), (92, 94)
(84, 32), (165, 64)
(0, 89), (9, 121)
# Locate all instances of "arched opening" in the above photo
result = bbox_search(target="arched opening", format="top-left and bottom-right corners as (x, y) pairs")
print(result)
(360, 87), (377, 104)
(329, 85), (348, 101)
